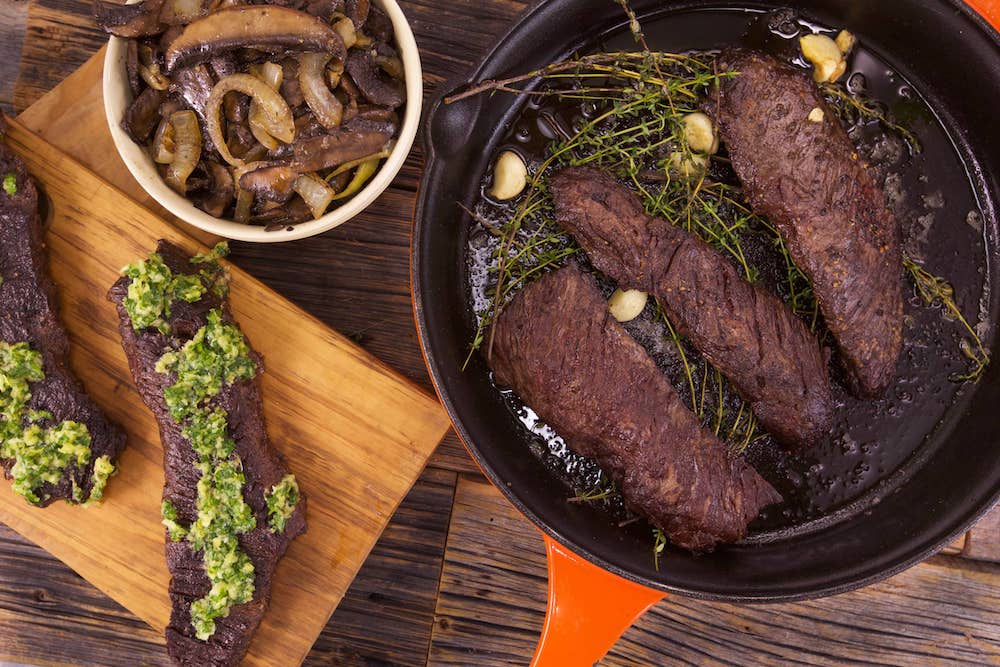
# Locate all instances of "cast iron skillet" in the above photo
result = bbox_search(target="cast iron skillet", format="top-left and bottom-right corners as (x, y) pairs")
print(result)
(413, 0), (1000, 662)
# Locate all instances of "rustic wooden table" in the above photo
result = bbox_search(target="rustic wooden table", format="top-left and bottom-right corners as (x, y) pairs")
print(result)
(1, 0), (999, 665)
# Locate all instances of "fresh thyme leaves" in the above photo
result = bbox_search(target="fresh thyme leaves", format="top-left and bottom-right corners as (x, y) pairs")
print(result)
(904, 257), (989, 382)
(568, 479), (617, 503)
(820, 83), (921, 152)
(652, 528), (668, 571)
(656, 299), (761, 453)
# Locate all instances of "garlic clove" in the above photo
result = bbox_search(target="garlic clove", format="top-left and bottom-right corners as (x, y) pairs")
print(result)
(667, 152), (708, 179)
(835, 29), (856, 55)
(682, 111), (719, 154)
(608, 288), (648, 323)
(807, 107), (825, 123)
(488, 150), (528, 201)
(800, 34), (844, 83)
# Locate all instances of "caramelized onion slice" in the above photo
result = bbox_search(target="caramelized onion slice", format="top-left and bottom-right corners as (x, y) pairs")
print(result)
(164, 110), (202, 195)
(206, 73), (295, 166)
(247, 63), (284, 151)
(152, 117), (176, 164)
(299, 53), (344, 130)
(164, 6), (346, 73)
(293, 172), (336, 219)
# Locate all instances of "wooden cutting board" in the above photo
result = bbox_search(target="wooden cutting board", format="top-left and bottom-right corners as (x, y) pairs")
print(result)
(0, 112), (451, 666)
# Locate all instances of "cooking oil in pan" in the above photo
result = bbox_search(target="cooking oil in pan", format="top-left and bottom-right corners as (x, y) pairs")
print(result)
(464, 7), (992, 540)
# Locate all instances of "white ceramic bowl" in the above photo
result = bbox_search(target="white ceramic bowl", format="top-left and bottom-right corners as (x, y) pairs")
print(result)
(103, 0), (422, 242)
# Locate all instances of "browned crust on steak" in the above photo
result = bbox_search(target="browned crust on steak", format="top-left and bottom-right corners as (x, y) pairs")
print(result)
(108, 241), (306, 667)
(489, 264), (781, 551)
(550, 166), (834, 447)
(708, 49), (903, 397)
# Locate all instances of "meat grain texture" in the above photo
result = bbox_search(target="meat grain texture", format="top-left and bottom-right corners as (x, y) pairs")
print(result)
(550, 166), (833, 447)
(489, 264), (780, 551)
(0, 125), (126, 505)
(109, 241), (305, 667)
(708, 49), (903, 397)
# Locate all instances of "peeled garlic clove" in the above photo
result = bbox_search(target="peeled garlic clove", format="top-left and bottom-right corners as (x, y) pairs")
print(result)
(667, 152), (708, 179)
(835, 29), (855, 55)
(682, 111), (718, 154)
(800, 33), (844, 83)
(489, 150), (528, 201)
(807, 107), (825, 123)
(608, 288), (648, 323)
(831, 60), (847, 83)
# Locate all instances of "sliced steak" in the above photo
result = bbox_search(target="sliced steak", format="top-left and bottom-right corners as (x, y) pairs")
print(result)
(550, 166), (833, 448)
(109, 241), (306, 667)
(708, 49), (903, 397)
(0, 124), (125, 506)
(489, 264), (781, 552)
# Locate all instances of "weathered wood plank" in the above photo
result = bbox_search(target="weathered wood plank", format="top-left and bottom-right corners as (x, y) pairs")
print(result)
(0, 524), (169, 667)
(964, 505), (1000, 562)
(304, 466), (457, 666)
(12, 0), (106, 111)
(429, 476), (1000, 667)
(0, 0), (29, 116)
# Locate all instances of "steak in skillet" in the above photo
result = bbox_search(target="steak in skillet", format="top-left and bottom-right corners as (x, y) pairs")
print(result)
(550, 166), (833, 448)
(109, 240), (305, 667)
(0, 121), (125, 506)
(489, 264), (781, 552)
(707, 49), (903, 397)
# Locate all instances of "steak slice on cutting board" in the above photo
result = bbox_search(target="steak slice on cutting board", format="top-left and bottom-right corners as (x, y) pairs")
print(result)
(489, 264), (781, 552)
(708, 48), (903, 398)
(109, 240), (306, 667)
(0, 121), (125, 506)
(550, 166), (834, 448)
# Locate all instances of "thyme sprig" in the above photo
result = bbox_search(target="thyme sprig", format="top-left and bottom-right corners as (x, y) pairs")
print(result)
(821, 82), (921, 152)
(904, 257), (990, 382)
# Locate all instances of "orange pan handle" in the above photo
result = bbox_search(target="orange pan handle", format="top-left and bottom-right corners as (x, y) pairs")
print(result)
(530, 535), (665, 666)
(967, 0), (1000, 28)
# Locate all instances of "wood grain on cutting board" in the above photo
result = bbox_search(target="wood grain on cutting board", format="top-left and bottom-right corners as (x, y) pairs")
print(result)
(0, 118), (451, 667)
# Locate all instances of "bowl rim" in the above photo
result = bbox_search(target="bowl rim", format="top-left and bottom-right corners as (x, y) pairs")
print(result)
(102, 0), (423, 243)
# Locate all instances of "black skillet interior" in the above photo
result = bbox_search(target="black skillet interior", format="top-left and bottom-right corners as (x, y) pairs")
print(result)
(413, 0), (1000, 601)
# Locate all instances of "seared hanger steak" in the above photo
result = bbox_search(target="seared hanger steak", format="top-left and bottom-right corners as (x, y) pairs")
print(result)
(0, 120), (125, 506)
(489, 264), (781, 551)
(109, 240), (305, 667)
(550, 166), (834, 448)
(708, 49), (904, 397)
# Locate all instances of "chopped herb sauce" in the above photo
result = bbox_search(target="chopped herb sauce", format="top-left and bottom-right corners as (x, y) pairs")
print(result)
(120, 242), (230, 333)
(153, 305), (259, 641)
(2, 173), (16, 197)
(266, 474), (300, 533)
(87, 455), (116, 504)
(0, 342), (109, 505)
(161, 499), (188, 541)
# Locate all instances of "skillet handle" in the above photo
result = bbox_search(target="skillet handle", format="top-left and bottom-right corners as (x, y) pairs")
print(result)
(967, 0), (1000, 27)
(530, 535), (665, 667)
